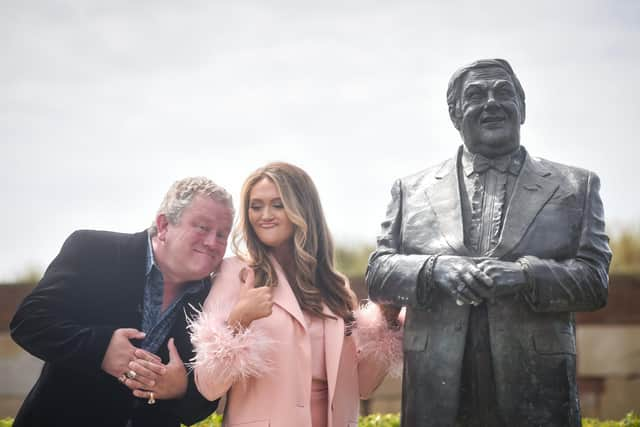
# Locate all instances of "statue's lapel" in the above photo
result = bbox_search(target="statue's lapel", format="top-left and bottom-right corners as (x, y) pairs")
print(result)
(490, 152), (559, 258)
(425, 150), (470, 256)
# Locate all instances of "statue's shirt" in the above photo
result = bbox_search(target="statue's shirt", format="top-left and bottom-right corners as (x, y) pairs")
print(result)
(455, 146), (524, 426)
(459, 146), (524, 255)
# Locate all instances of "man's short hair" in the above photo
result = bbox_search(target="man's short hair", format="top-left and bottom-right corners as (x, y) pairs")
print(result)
(149, 177), (234, 236)
(446, 58), (526, 123)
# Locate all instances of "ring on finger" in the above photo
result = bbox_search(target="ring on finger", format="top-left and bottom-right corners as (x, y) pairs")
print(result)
(148, 392), (156, 405)
(125, 370), (137, 380)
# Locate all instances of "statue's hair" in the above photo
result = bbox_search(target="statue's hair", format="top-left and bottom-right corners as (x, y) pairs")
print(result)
(446, 58), (526, 126)
(149, 177), (234, 236)
(232, 162), (355, 322)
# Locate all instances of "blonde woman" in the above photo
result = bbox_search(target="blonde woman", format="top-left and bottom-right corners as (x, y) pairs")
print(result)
(189, 162), (402, 427)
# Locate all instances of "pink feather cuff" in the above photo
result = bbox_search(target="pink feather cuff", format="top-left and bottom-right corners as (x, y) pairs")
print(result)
(354, 302), (404, 378)
(187, 306), (276, 383)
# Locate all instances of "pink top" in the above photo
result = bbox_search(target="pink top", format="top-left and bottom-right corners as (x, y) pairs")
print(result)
(305, 313), (327, 381)
(305, 312), (328, 427)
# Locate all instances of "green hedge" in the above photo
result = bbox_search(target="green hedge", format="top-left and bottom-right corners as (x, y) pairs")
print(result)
(2, 412), (638, 426)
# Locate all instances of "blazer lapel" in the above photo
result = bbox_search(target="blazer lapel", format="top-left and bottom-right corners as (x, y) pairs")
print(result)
(323, 305), (344, 408)
(119, 230), (149, 325)
(425, 150), (470, 256)
(490, 152), (559, 258)
(269, 255), (307, 332)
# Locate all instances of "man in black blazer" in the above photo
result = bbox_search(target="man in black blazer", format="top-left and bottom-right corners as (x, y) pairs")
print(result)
(10, 177), (233, 427)
(367, 59), (611, 426)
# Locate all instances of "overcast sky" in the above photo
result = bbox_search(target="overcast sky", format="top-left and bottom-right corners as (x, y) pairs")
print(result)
(1, 0), (639, 281)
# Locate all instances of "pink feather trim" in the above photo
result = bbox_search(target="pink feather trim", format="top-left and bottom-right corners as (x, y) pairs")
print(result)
(354, 302), (404, 378)
(187, 304), (276, 383)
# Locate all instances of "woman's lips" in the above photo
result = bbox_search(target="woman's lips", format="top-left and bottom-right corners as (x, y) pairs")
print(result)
(258, 222), (277, 228)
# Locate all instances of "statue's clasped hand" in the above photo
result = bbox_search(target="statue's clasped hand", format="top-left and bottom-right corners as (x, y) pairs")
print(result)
(432, 255), (494, 306)
(476, 259), (528, 298)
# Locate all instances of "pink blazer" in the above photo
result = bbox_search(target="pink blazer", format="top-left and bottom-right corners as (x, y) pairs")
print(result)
(189, 256), (402, 427)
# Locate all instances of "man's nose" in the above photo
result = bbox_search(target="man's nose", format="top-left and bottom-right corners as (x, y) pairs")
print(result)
(484, 91), (499, 109)
(202, 231), (219, 248)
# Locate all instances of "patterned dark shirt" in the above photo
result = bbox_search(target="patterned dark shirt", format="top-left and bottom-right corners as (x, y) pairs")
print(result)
(140, 234), (206, 354)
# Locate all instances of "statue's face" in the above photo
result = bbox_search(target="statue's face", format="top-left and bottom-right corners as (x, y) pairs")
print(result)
(458, 66), (524, 158)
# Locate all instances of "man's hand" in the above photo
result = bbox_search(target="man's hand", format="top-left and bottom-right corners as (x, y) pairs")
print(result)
(130, 338), (188, 401)
(101, 328), (147, 379)
(121, 348), (165, 391)
(476, 259), (528, 297)
(431, 255), (494, 305)
(227, 267), (273, 330)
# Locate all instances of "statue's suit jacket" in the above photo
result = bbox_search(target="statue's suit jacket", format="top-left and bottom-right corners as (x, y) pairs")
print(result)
(10, 230), (219, 427)
(366, 147), (611, 427)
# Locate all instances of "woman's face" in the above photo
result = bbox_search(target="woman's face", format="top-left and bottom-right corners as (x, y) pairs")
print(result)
(248, 177), (295, 250)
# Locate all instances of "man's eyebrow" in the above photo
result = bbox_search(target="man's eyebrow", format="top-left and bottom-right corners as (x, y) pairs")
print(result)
(493, 80), (515, 88)
(463, 82), (486, 91)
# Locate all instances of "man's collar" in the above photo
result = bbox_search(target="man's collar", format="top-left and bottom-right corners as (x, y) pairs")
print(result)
(145, 233), (157, 276)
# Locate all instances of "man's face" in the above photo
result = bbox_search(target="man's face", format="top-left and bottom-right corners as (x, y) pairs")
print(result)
(156, 194), (233, 284)
(457, 66), (524, 158)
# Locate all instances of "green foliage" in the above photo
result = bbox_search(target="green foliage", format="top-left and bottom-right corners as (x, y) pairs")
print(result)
(2, 412), (639, 426)
(358, 413), (401, 427)
(583, 412), (640, 427)
(335, 245), (374, 278)
(183, 412), (222, 426)
(610, 226), (640, 274)
(2, 264), (42, 286)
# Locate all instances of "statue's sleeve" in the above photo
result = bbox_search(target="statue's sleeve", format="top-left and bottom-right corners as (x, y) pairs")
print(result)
(519, 171), (612, 312)
(366, 179), (431, 307)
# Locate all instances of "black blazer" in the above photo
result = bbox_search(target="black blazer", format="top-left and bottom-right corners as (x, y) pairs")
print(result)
(10, 230), (219, 427)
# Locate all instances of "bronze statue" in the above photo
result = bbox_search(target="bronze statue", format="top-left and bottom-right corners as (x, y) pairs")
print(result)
(366, 59), (612, 427)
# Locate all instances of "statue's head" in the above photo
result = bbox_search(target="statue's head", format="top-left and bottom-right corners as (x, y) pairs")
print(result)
(447, 59), (526, 158)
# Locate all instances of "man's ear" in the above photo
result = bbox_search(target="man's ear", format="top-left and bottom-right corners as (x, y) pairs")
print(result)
(449, 105), (462, 130)
(519, 100), (526, 125)
(155, 214), (169, 242)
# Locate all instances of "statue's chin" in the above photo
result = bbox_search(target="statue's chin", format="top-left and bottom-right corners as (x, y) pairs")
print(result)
(464, 134), (520, 158)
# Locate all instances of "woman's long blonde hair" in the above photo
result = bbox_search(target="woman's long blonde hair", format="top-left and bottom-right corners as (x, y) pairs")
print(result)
(232, 162), (355, 321)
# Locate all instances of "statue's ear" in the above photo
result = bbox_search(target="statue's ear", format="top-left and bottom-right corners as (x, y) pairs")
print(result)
(449, 105), (461, 130)
(519, 100), (526, 124)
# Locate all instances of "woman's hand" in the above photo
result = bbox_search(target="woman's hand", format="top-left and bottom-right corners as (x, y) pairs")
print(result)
(227, 267), (274, 330)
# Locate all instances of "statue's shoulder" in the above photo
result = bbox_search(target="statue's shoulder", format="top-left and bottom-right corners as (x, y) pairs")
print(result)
(526, 153), (598, 194)
(398, 157), (454, 188)
(527, 153), (594, 181)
